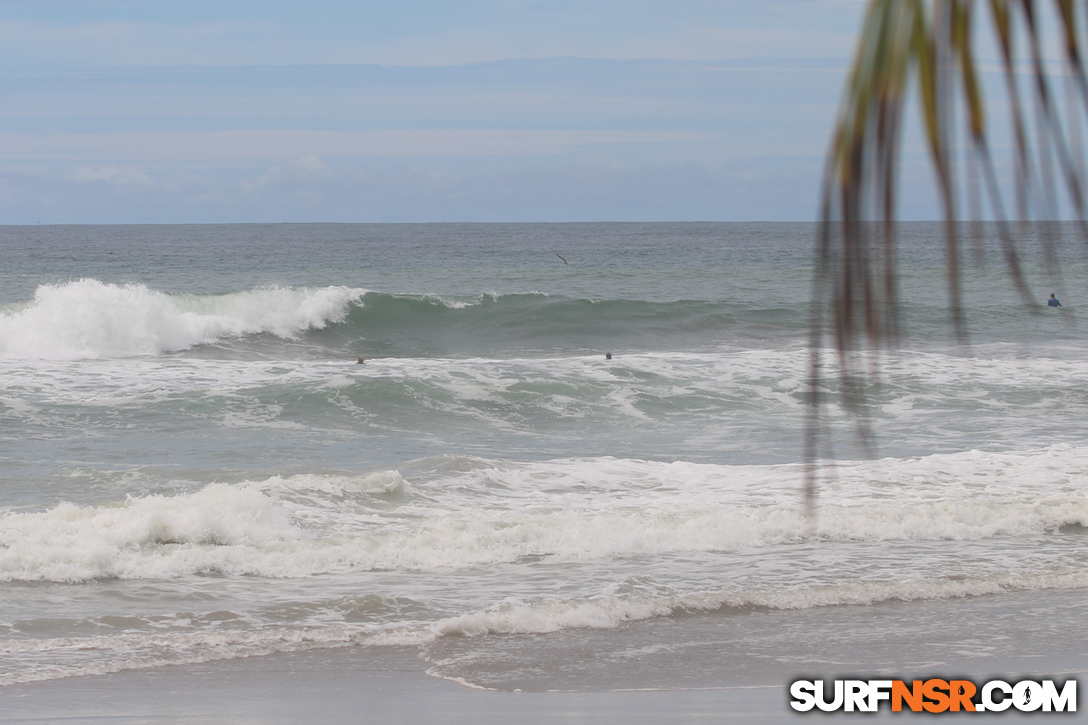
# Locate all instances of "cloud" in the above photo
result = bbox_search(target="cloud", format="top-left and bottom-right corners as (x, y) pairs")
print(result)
(252, 155), (331, 185)
(0, 1), (864, 68)
(0, 19), (275, 68)
(0, 4), (868, 221)
(0, 129), (712, 162)
(0, 155), (846, 223)
(353, 23), (857, 67)
(63, 164), (153, 184)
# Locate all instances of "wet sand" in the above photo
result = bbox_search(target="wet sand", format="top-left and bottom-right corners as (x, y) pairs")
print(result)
(2, 589), (1084, 724)
(0, 645), (797, 724)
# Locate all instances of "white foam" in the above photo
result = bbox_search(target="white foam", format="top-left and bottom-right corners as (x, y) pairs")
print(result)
(0, 484), (303, 582)
(261, 471), (407, 496)
(0, 622), (378, 686)
(426, 569), (1088, 639)
(4, 567), (1086, 687)
(4, 346), (1085, 454)
(1, 449), (1086, 583)
(0, 280), (366, 360)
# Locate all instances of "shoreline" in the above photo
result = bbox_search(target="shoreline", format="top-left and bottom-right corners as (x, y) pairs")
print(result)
(3, 588), (1085, 724)
(0, 645), (800, 725)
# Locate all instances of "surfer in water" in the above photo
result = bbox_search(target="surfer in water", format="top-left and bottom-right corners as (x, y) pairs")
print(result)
(1048, 293), (1062, 308)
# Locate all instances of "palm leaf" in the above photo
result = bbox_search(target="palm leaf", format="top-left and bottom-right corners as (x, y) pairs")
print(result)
(807, 0), (1088, 511)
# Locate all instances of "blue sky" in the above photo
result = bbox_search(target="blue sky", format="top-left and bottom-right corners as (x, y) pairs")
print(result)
(0, 0), (879, 223)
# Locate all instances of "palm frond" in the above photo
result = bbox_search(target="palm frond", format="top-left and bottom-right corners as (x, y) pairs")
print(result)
(807, 0), (1088, 511)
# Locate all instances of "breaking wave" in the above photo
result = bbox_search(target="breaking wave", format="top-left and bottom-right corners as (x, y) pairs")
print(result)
(0, 279), (800, 360)
(2, 451), (1086, 583)
(0, 280), (367, 360)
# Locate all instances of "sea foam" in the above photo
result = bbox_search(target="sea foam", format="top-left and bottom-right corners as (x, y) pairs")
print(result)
(5, 571), (1086, 687)
(424, 569), (1088, 640)
(2, 450), (1087, 583)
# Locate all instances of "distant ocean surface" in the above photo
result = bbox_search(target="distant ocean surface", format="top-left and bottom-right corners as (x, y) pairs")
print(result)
(1, 222), (1087, 688)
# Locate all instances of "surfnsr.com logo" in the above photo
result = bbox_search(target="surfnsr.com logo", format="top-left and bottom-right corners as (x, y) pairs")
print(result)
(789, 679), (1077, 713)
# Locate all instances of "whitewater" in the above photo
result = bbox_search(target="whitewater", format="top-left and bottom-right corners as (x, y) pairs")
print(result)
(1, 222), (1086, 690)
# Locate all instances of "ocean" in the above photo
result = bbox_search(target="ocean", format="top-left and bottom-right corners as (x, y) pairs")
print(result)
(1, 222), (1086, 692)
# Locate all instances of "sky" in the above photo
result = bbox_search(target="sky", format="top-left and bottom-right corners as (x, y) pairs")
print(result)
(0, 0), (883, 223)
